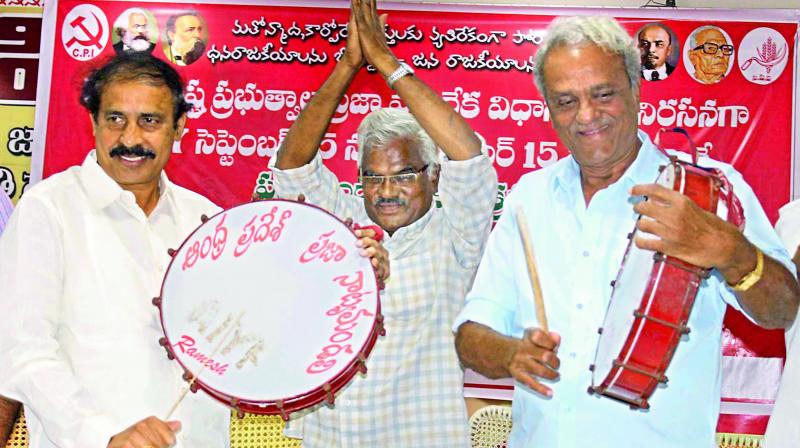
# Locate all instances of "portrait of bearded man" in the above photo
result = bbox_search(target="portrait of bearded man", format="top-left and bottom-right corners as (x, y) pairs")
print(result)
(112, 8), (156, 55)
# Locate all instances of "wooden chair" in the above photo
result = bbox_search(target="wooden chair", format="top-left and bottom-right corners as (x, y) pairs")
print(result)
(468, 404), (513, 448)
(3, 408), (27, 448)
(230, 413), (301, 448)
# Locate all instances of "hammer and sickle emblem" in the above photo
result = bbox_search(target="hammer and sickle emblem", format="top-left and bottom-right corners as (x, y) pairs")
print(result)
(65, 12), (103, 49)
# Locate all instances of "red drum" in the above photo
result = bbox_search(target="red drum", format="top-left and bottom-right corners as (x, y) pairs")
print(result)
(154, 199), (384, 419)
(589, 151), (744, 409)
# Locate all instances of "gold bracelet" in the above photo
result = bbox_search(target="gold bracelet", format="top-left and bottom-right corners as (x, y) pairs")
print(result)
(730, 247), (764, 292)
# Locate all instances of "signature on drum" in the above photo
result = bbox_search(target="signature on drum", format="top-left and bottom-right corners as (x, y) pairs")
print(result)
(181, 300), (265, 373)
(299, 230), (347, 264)
(307, 271), (374, 375)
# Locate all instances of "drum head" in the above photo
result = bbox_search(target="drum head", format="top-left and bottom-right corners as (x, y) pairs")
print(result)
(159, 200), (380, 412)
(592, 164), (676, 383)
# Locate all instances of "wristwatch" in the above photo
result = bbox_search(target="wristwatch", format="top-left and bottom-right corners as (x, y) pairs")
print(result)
(729, 247), (764, 292)
(387, 62), (414, 89)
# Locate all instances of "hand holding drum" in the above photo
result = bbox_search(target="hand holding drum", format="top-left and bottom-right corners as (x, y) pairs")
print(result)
(300, 193), (390, 285)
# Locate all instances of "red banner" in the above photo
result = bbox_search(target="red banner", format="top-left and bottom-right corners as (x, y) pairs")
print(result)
(34, 1), (798, 220)
(32, 0), (800, 436)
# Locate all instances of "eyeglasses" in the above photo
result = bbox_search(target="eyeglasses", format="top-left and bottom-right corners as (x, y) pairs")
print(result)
(360, 165), (429, 188)
(693, 42), (734, 56)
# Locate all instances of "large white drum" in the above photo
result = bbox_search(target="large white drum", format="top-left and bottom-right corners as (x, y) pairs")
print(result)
(155, 199), (383, 419)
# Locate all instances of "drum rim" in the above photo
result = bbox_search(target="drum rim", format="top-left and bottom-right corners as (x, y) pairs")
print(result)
(589, 159), (718, 407)
(157, 198), (382, 413)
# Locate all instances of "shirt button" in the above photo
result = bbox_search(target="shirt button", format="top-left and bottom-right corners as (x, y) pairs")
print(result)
(576, 303), (583, 310)
(569, 352), (576, 358)
(582, 250), (590, 257)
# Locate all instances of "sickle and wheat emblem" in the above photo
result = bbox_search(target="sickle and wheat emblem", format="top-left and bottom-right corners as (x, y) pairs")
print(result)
(740, 37), (787, 73)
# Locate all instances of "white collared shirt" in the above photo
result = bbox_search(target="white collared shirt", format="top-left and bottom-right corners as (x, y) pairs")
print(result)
(765, 201), (800, 447)
(0, 152), (230, 448)
(455, 131), (793, 448)
(643, 65), (669, 81)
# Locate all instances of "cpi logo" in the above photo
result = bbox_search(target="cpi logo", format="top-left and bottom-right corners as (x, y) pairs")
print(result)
(62, 4), (109, 61)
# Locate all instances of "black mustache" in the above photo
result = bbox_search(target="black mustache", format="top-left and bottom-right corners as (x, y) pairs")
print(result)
(374, 197), (406, 207)
(109, 145), (156, 159)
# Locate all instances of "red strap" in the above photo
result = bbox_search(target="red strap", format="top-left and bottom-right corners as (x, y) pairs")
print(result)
(655, 127), (746, 229)
(711, 168), (746, 230)
(653, 127), (699, 165)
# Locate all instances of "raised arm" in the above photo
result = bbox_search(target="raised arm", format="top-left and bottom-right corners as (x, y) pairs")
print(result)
(274, 0), (367, 169)
(352, 0), (481, 161)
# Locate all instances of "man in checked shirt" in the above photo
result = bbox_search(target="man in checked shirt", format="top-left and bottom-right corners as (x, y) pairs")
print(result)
(270, 0), (497, 446)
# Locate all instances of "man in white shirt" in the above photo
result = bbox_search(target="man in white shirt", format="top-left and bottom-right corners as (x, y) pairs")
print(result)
(764, 199), (800, 447)
(0, 190), (19, 446)
(454, 16), (798, 448)
(271, 0), (496, 446)
(0, 54), (230, 448)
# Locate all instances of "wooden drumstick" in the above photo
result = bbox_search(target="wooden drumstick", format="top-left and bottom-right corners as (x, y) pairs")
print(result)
(515, 207), (548, 333)
(164, 311), (245, 420)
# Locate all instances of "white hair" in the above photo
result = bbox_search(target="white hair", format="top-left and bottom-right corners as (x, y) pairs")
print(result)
(356, 108), (439, 172)
(689, 25), (726, 49)
(533, 16), (641, 98)
(113, 8), (149, 37)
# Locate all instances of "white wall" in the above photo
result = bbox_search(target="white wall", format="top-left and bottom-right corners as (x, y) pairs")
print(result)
(393, 0), (800, 9)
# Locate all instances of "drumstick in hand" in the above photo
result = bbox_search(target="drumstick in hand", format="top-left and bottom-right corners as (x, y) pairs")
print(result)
(164, 311), (245, 420)
(515, 207), (548, 333)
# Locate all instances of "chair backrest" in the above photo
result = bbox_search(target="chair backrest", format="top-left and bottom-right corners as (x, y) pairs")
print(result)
(469, 404), (513, 448)
(230, 413), (301, 448)
(3, 408), (27, 448)
(716, 433), (763, 448)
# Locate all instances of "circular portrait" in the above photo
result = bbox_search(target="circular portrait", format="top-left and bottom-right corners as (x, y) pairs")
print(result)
(636, 22), (680, 82)
(164, 10), (208, 66)
(683, 25), (735, 85)
(112, 8), (158, 55)
(737, 27), (789, 85)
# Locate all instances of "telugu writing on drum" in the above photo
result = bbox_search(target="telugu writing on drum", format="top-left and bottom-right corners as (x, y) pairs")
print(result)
(158, 199), (382, 417)
(307, 270), (375, 374)
(182, 205), (293, 271)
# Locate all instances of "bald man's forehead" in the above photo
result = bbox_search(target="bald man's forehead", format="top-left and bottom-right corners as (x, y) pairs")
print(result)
(130, 13), (146, 24)
(642, 26), (669, 41)
(697, 29), (726, 44)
